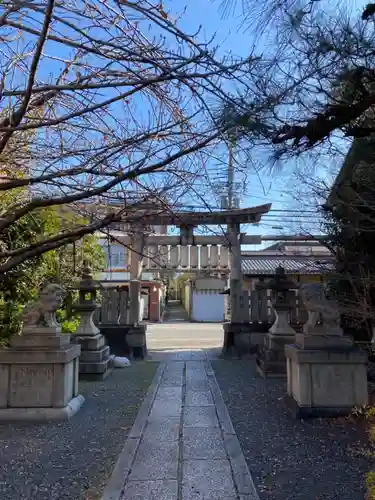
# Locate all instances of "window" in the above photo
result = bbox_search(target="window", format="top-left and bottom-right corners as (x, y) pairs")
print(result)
(103, 244), (128, 269)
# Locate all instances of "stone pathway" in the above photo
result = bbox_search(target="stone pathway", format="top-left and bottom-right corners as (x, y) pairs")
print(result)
(163, 301), (190, 322)
(101, 356), (259, 500)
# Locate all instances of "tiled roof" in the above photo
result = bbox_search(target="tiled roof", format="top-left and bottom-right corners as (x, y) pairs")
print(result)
(241, 257), (334, 275)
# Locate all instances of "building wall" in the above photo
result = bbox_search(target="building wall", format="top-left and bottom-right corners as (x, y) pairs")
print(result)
(182, 281), (192, 315)
(194, 277), (226, 291)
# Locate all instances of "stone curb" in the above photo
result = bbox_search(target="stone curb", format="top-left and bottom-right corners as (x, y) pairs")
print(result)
(205, 361), (236, 435)
(205, 361), (260, 500)
(100, 362), (166, 500)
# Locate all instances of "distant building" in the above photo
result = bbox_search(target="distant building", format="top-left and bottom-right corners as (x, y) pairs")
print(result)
(241, 241), (334, 290)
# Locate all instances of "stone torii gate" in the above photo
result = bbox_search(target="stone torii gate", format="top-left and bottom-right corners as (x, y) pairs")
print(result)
(120, 204), (272, 326)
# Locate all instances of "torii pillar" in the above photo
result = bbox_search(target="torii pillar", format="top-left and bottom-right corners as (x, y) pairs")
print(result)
(228, 222), (243, 323)
(129, 229), (145, 325)
(127, 226), (148, 359)
(222, 222), (250, 357)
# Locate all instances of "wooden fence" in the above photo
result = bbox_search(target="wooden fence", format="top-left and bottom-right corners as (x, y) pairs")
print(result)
(249, 288), (308, 326)
(94, 287), (129, 326)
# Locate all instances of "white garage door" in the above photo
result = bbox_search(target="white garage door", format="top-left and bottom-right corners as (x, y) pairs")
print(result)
(192, 291), (225, 322)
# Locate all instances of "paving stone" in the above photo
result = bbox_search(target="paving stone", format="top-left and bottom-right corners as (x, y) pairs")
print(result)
(156, 386), (183, 400)
(185, 390), (214, 406)
(163, 368), (184, 376)
(182, 459), (237, 500)
(163, 366), (184, 375)
(143, 418), (181, 442)
(186, 368), (207, 379)
(128, 439), (178, 480)
(184, 406), (219, 427)
(121, 479), (178, 500)
(186, 372), (207, 381)
(160, 375), (184, 387)
(183, 427), (227, 459)
(185, 379), (210, 391)
(165, 361), (185, 369)
(149, 400), (182, 419)
(190, 351), (207, 360)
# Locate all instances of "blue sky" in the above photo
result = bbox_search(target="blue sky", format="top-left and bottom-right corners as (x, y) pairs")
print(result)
(168, 0), (297, 240)
(161, 0), (370, 245)
(5, 0), (368, 246)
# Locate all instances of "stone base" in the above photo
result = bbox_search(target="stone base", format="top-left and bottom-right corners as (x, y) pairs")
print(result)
(0, 343), (83, 421)
(256, 333), (295, 378)
(284, 394), (357, 419)
(78, 355), (115, 381)
(73, 334), (115, 380)
(0, 395), (85, 422)
(127, 325), (148, 360)
(285, 344), (368, 418)
(222, 323), (261, 357)
(100, 324), (148, 360)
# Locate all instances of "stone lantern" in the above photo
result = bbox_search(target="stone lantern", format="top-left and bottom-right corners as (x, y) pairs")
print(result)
(73, 264), (114, 380)
(259, 266), (298, 336)
(256, 266), (298, 378)
(75, 264), (100, 336)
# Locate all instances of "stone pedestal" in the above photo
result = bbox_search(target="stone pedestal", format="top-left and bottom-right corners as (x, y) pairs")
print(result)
(222, 322), (263, 357)
(255, 304), (297, 378)
(73, 265), (115, 380)
(285, 341), (368, 418)
(285, 282), (368, 418)
(73, 333), (115, 381)
(256, 332), (296, 378)
(0, 283), (84, 421)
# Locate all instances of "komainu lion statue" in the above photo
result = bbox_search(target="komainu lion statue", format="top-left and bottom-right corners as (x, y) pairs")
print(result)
(299, 283), (342, 334)
(22, 282), (65, 330)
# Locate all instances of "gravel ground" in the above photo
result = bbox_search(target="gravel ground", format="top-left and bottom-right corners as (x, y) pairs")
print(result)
(0, 361), (158, 500)
(212, 359), (374, 500)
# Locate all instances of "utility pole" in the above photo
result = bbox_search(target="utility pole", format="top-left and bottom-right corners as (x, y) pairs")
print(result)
(227, 142), (234, 209)
(226, 140), (243, 325)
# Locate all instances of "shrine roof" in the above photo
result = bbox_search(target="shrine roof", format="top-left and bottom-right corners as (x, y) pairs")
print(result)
(241, 257), (334, 275)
